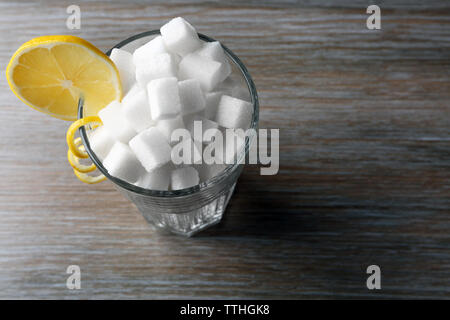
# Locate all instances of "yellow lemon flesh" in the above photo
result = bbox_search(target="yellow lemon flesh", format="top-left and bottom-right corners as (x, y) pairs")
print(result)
(6, 35), (122, 121)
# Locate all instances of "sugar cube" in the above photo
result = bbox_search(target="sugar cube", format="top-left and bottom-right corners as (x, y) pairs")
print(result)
(178, 53), (223, 91)
(185, 115), (220, 143)
(195, 41), (231, 82)
(110, 48), (135, 95)
(178, 79), (205, 115)
(135, 164), (171, 190)
(133, 35), (168, 66)
(172, 53), (182, 65)
(135, 53), (178, 87)
(160, 17), (201, 56)
(121, 83), (142, 104)
(88, 126), (115, 161)
(171, 166), (199, 190)
(98, 100), (137, 143)
(215, 95), (253, 129)
(147, 77), (181, 120)
(122, 87), (154, 132)
(204, 91), (223, 120)
(156, 115), (185, 142)
(103, 142), (144, 183)
(216, 74), (249, 99)
(129, 127), (172, 172)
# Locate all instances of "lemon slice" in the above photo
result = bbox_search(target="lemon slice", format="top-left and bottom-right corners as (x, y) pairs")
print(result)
(6, 35), (122, 120)
(73, 169), (107, 184)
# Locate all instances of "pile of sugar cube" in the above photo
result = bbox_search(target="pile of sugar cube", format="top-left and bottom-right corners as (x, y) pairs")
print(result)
(89, 17), (253, 191)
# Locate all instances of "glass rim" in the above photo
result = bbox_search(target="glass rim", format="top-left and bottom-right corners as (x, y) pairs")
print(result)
(78, 30), (259, 198)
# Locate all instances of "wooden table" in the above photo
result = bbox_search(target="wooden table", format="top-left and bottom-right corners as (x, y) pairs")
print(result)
(0, 0), (449, 299)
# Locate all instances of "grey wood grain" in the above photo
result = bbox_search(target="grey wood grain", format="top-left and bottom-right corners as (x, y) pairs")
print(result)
(0, 0), (449, 299)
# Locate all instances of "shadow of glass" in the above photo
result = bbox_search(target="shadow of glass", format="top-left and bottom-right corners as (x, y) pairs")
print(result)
(196, 166), (322, 239)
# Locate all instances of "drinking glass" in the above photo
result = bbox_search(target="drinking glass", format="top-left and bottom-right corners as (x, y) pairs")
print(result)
(78, 30), (259, 236)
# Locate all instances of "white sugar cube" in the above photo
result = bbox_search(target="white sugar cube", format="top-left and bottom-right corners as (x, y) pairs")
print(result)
(135, 53), (178, 87)
(160, 17), (201, 56)
(147, 77), (181, 120)
(204, 91), (224, 120)
(129, 127), (172, 172)
(110, 48), (135, 94)
(216, 74), (248, 98)
(178, 79), (205, 115)
(185, 115), (220, 143)
(156, 115), (185, 142)
(121, 83), (141, 104)
(215, 95), (253, 129)
(172, 53), (182, 65)
(195, 41), (231, 82)
(178, 53), (222, 91)
(135, 164), (171, 190)
(88, 126), (115, 161)
(122, 87), (154, 132)
(103, 142), (144, 183)
(98, 100), (137, 143)
(196, 163), (227, 182)
(171, 166), (200, 190)
(133, 35), (168, 66)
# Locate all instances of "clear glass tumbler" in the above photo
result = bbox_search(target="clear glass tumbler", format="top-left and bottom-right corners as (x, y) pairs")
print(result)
(78, 31), (259, 236)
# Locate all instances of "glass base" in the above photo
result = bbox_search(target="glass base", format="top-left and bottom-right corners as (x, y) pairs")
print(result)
(132, 183), (236, 236)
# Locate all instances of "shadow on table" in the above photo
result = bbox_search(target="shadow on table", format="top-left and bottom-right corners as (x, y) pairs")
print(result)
(196, 168), (329, 239)
(149, 166), (404, 298)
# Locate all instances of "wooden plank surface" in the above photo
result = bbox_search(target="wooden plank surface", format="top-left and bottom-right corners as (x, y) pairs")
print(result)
(0, 0), (449, 299)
